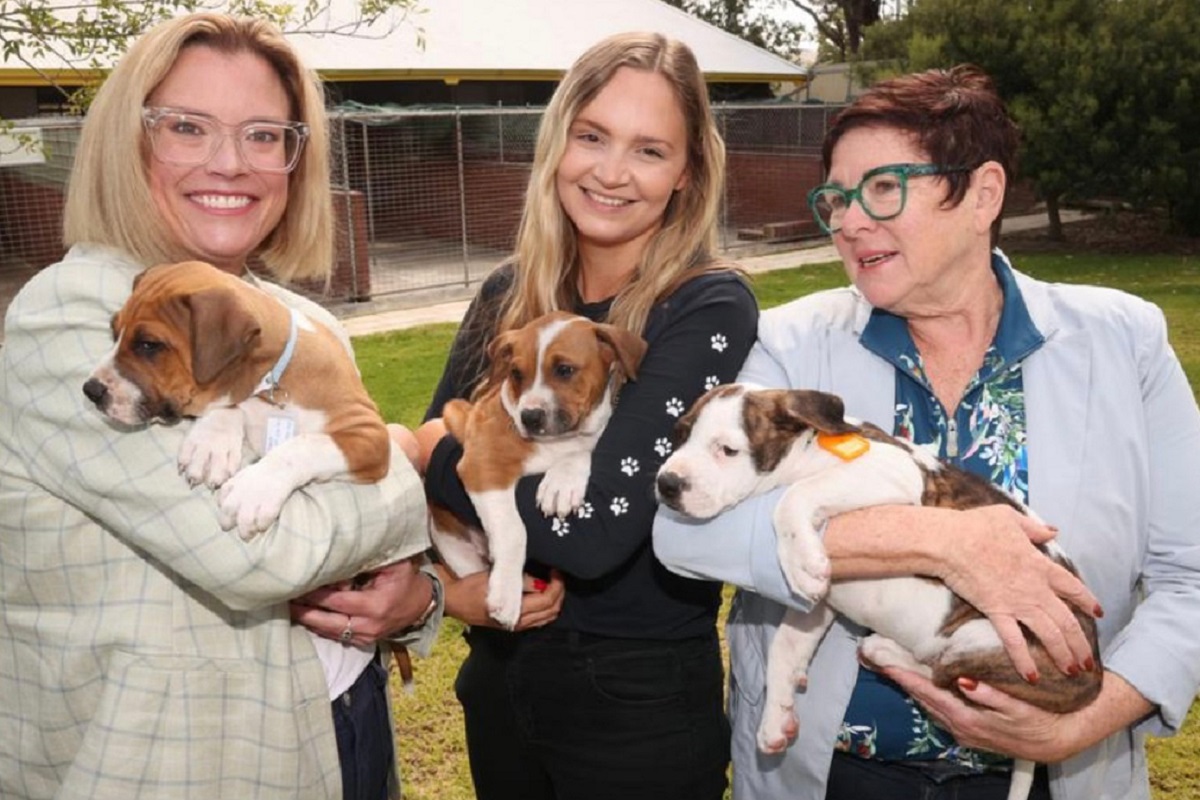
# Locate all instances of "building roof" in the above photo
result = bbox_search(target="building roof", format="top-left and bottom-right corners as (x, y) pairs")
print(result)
(0, 0), (807, 87)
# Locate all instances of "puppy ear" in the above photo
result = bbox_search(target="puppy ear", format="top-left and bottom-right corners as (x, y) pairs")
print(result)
(593, 324), (648, 381)
(442, 398), (471, 441)
(769, 390), (859, 435)
(186, 288), (262, 386)
(482, 329), (519, 389)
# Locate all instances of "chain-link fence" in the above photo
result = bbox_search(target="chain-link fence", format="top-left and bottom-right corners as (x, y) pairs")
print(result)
(0, 102), (843, 312)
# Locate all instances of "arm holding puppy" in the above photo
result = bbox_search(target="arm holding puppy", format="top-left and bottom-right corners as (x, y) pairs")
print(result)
(293, 423), (445, 648)
(654, 336), (1099, 680)
(881, 298), (1200, 761)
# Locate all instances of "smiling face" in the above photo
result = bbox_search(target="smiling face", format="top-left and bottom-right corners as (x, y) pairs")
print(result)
(146, 45), (292, 274)
(555, 66), (690, 272)
(828, 126), (996, 317)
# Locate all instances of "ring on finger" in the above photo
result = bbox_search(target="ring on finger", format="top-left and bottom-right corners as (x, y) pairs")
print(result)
(340, 616), (354, 644)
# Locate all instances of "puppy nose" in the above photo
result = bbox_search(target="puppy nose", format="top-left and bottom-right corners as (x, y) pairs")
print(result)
(521, 408), (547, 433)
(656, 471), (688, 503)
(83, 378), (109, 409)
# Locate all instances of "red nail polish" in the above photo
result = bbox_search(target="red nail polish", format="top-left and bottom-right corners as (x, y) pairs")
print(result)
(532, 579), (548, 592)
(1094, 605), (1104, 618)
(1025, 671), (1040, 685)
(958, 677), (978, 692)
(1067, 664), (1080, 677)
(1084, 656), (1095, 672)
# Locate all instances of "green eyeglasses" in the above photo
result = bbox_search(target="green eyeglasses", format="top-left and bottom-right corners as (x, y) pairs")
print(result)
(807, 162), (973, 235)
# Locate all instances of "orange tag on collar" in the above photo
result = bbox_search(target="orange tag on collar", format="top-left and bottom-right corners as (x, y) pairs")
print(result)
(817, 432), (870, 461)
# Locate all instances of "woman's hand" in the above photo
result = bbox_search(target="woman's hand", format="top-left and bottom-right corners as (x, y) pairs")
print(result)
(290, 556), (435, 647)
(939, 505), (1102, 681)
(879, 666), (1080, 763)
(437, 563), (566, 630)
(884, 664), (1152, 766)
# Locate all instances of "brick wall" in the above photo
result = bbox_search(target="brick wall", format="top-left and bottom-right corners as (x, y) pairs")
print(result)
(362, 159), (527, 251)
(0, 172), (66, 268)
(725, 150), (825, 239)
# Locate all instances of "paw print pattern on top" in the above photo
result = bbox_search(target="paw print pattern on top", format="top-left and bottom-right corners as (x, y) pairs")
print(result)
(620, 457), (639, 476)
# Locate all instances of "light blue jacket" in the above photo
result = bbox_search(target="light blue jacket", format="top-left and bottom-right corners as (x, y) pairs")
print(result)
(654, 262), (1200, 800)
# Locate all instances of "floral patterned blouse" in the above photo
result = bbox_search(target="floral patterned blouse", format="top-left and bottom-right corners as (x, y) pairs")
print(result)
(836, 253), (1045, 772)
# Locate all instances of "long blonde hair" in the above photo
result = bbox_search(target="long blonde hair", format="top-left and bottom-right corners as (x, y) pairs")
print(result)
(63, 13), (332, 281)
(501, 31), (729, 336)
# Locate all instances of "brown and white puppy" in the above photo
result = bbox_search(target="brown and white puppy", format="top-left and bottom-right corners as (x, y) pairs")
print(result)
(84, 261), (389, 538)
(656, 384), (1101, 800)
(430, 310), (646, 629)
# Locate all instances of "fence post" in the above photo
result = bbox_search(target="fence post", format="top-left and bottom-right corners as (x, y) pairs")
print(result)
(456, 108), (470, 286)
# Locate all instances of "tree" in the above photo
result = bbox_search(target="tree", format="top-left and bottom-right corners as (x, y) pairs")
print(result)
(861, 0), (1200, 238)
(1, 0), (422, 112)
(662, 0), (808, 63)
(783, 0), (883, 61)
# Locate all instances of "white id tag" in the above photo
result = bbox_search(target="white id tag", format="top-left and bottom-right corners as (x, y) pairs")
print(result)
(264, 414), (298, 453)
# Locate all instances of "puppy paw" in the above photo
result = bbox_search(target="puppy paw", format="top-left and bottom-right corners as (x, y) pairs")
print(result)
(216, 466), (292, 540)
(536, 456), (590, 518)
(756, 705), (799, 754)
(780, 546), (831, 600)
(859, 635), (927, 675)
(179, 408), (245, 488)
(485, 571), (523, 630)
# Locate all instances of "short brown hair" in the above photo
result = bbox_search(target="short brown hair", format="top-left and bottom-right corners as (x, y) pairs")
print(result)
(823, 64), (1020, 243)
(63, 13), (332, 281)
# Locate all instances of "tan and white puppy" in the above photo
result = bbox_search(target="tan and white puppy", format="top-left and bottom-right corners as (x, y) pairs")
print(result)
(430, 310), (646, 629)
(84, 261), (390, 538)
(656, 384), (1101, 800)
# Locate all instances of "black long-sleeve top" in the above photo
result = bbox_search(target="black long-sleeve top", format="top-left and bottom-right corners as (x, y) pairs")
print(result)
(424, 264), (758, 639)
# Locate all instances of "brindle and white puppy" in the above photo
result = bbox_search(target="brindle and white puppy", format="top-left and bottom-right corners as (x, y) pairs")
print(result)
(430, 311), (646, 629)
(656, 384), (1101, 800)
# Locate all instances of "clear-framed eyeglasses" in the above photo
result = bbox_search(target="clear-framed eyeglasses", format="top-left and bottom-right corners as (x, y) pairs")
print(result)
(142, 107), (310, 174)
(807, 162), (974, 235)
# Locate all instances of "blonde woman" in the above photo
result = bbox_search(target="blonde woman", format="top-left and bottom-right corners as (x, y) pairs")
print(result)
(0, 14), (437, 800)
(411, 31), (758, 800)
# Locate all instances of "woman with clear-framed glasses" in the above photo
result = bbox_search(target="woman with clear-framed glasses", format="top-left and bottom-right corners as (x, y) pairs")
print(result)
(656, 64), (1200, 800)
(0, 13), (442, 800)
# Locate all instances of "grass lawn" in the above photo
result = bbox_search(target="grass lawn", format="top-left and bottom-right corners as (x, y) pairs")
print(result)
(355, 250), (1200, 800)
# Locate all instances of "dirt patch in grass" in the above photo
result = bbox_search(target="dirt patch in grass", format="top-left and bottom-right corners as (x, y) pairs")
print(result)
(1002, 210), (1200, 256)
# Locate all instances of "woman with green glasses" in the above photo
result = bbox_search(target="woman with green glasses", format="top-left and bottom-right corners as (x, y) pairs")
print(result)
(656, 64), (1200, 800)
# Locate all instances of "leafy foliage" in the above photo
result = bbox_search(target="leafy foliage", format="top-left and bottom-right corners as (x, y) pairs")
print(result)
(858, 0), (1200, 236)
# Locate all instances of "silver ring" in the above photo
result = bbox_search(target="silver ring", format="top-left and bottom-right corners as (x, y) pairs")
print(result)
(339, 617), (353, 644)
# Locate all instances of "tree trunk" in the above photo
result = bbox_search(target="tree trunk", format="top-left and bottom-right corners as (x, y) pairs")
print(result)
(1045, 194), (1065, 242)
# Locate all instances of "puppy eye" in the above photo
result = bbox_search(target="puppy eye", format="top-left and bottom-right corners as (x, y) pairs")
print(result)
(553, 363), (577, 380)
(509, 367), (523, 384)
(720, 445), (739, 458)
(133, 338), (165, 358)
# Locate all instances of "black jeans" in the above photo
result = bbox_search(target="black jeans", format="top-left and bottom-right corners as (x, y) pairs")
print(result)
(827, 751), (1052, 800)
(331, 659), (393, 800)
(455, 627), (730, 800)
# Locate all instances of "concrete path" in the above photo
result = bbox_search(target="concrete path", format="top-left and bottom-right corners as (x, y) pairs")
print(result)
(341, 209), (1092, 338)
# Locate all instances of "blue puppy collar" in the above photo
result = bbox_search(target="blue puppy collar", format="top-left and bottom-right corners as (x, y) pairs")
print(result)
(254, 307), (300, 403)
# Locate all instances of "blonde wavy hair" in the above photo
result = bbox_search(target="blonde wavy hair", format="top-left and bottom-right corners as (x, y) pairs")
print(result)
(500, 31), (729, 336)
(63, 13), (332, 282)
